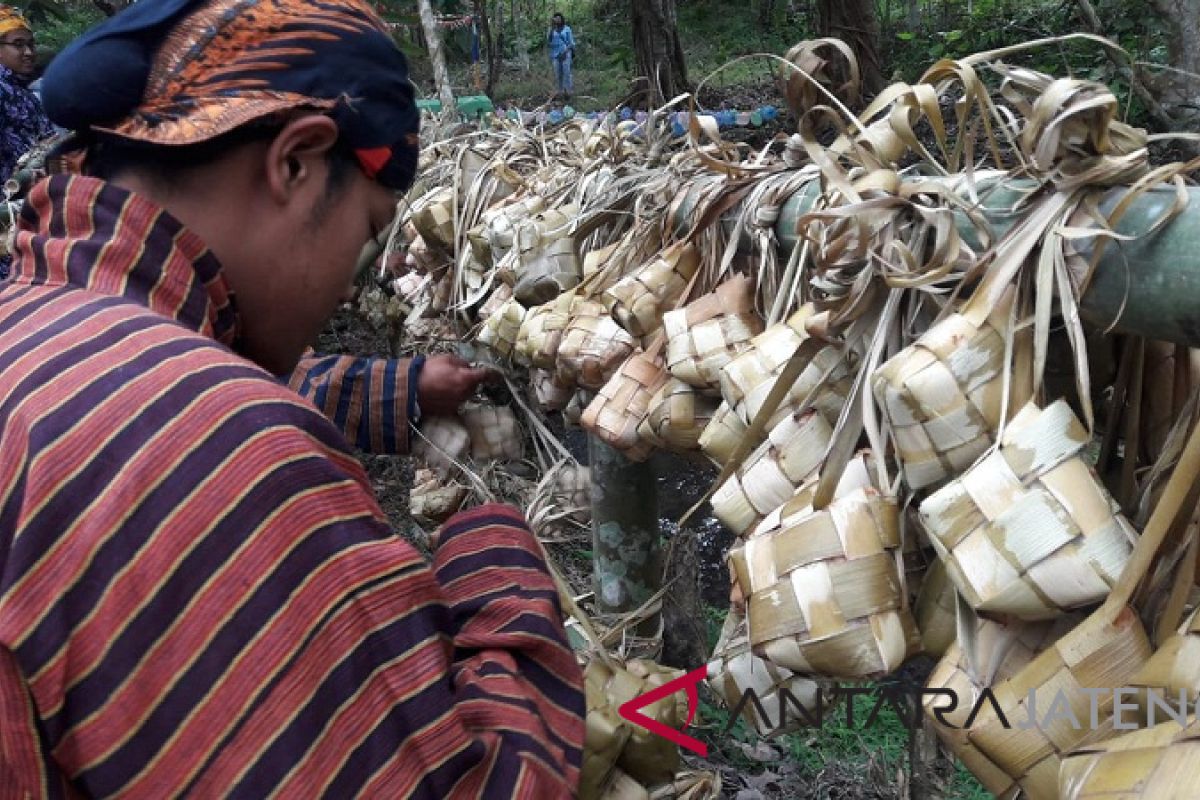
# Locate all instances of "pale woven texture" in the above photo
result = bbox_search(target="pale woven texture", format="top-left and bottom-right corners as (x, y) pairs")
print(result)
(410, 186), (456, 252)
(920, 400), (1137, 620)
(514, 205), (582, 305)
(663, 275), (764, 394)
(602, 242), (701, 338)
(718, 304), (852, 429)
(517, 292), (574, 369)
(912, 558), (957, 658)
(460, 404), (525, 462)
(554, 463), (592, 521)
(476, 283), (514, 322)
(728, 456), (921, 679)
(873, 290), (1023, 491)
(637, 378), (720, 453)
(711, 409), (833, 537)
(476, 296), (527, 359)
(410, 468), (468, 526)
(706, 609), (824, 737)
(965, 606), (1153, 800)
(582, 350), (669, 462)
(406, 231), (451, 276)
(466, 222), (492, 267)
(699, 401), (749, 466)
(483, 194), (546, 263)
(413, 417), (471, 478)
(581, 659), (685, 799)
(1059, 717), (1200, 800)
(532, 368), (574, 411)
(1133, 605), (1200, 701)
(557, 301), (638, 390)
(923, 614), (1081, 800)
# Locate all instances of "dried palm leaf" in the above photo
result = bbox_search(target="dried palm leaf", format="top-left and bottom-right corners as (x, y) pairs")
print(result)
(637, 378), (720, 453)
(476, 283), (514, 322)
(912, 559), (957, 659)
(514, 205), (582, 305)
(460, 403), (525, 462)
(410, 186), (456, 253)
(663, 274), (764, 394)
(531, 368), (574, 411)
(412, 416), (471, 479)
(517, 291), (575, 369)
(582, 348), (669, 462)
(603, 242), (702, 339)
(410, 467), (469, 527)
(1059, 716), (1200, 800)
(475, 296), (527, 359)
(557, 300), (639, 391)
(780, 38), (863, 124)
(698, 401), (749, 466)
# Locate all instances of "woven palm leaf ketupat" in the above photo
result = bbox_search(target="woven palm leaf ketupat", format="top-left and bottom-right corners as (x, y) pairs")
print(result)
(922, 613), (1084, 800)
(412, 416), (471, 479)
(663, 274), (764, 394)
(483, 194), (546, 263)
(602, 241), (702, 339)
(514, 205), (582, 305)
(727, 454), (921, 678)
(699, 401), (750, 466)
(919, 400), (1137, 620)
(410, 467), (468, 527)
(410, 185), (456, 253)
(516, 292), (574, 369)
(1059, 716), (1200, 799)
(706, 608), (827, 737)
(476, 283), (514, 322)
(460, 403), (525, 462)
(1132, 604), (1200, 702)
(913, 558), (958, 658)
(580, 658), (685, 800)
(710, 409), (834, 537)
(531, 368), (574, 410)
(873, 286), (1030, 492)
(637, 378), (720, 453)
(719, 307), (853, 431)
(581, 348), (669, 462)
(556, 300), (638, 390)
(475, 296), (527, 359)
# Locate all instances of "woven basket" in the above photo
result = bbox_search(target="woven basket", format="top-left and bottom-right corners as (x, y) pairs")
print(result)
(663, 274), (764, 394)
(1059, 716), (1200, 800)
(581, 658), (685, 799)
(711, 409), (834, 537)
(514, 205), (582, 306)
(637, 378), (720, 453)
(532, 368), (574, 411)
(410, 467), (468, 526)
(460, 404), (524, 462)
(476, 297), (527, 360)
(706, 608), (826, 737)
(728, 454), (921, 678)
(699, 402), (748, 466)
(410, 186), (456, 252)
(602, 242), (702, 339)
(718, 304), (852, 430)
(923, 613), (1083, 800)
(582, 349), (669, 462)
(873, 287), (1029, 491)
(557, 300), (639, 391)
(517, 292), (575, 370)
(913, 559), (958, 659)
(919, 400), (1137, 621)
(554, 463), (592, 523)
(413, 416), (471, 478)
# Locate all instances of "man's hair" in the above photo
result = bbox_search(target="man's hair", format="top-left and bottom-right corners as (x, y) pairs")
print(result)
(552, 12), (564, 21)
(85, 120), (358, 197)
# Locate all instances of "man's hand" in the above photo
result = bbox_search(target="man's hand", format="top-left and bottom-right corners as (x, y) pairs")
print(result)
(417, 354), (493, 416)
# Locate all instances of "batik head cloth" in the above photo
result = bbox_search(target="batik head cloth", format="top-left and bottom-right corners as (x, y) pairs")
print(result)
(41, 0), (419, 191)
(0, 5), (31, 37)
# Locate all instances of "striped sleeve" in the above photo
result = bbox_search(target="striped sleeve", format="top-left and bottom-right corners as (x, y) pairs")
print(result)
(288, 352), (414, 454)
(3, 370), (583, 798)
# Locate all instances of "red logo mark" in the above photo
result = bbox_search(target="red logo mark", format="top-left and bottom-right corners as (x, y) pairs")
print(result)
(617, 665), (710, 756)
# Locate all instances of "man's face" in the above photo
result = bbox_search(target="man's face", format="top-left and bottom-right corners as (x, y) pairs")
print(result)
(552, 15), (563, 28)
(0, 26), (35, 78)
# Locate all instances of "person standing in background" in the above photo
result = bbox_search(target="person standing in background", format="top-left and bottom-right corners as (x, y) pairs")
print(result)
(547, 11), (575, 100)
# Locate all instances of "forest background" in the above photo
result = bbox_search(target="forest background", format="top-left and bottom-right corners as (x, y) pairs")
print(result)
(11, 0), (1200, 797)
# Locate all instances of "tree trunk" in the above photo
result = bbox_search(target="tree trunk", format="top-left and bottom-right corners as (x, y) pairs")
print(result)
(817, 0), (884, 95)
(1144, 0), (1200, 128)
(906, 0), (921, 30)
(631, 0), (690, 107)
(474, 0), (499, 96)
(757, 0), (778, 29)
(417, 0), (458, 116)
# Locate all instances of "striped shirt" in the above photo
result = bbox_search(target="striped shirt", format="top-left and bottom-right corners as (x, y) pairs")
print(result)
(289, 353), (414, 455)
(0, 175), (584, 798)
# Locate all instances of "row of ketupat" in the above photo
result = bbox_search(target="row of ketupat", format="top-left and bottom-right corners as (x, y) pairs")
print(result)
(380, 50), (1200, 799)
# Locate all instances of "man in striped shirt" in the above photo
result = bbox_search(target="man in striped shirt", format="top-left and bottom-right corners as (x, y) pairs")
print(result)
(0, 0), (585, 796)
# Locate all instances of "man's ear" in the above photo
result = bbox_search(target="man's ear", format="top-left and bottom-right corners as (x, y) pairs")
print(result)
(263, 115), (341, 205)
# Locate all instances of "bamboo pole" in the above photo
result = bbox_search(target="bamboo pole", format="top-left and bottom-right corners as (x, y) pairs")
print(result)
(588, 435), (662, 632)
(671, 177), (1200, 347)
(418, 0), (458, 119)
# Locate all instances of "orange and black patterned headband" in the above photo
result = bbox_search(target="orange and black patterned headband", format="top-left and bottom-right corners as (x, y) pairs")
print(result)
(0, 5), (31, 37)
(41, 0), (419, 191)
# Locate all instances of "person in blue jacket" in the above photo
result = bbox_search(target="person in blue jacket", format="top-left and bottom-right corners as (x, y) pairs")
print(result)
(547, 12), (575, 99)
